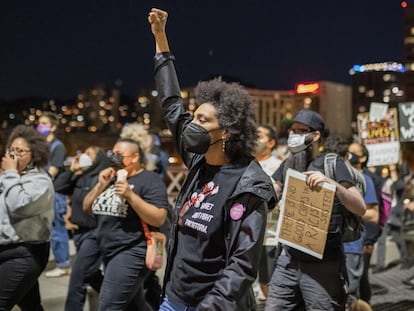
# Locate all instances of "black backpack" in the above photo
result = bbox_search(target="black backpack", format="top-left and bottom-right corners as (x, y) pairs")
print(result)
(324, 153), (365, 242)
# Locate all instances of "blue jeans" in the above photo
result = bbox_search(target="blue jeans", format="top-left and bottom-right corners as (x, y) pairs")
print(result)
(65, 230), (103, 311)
(99, 243), (152, 311)
(51, 192), (70, 268)
(159, 295), (197, 311)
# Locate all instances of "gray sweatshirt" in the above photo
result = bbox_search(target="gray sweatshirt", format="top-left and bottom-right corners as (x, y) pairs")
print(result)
(0, 167), (54, 245)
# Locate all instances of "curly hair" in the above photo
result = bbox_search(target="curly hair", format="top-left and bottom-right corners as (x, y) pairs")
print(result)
(195, 78), (257, 162)
(7, 125), (50, 168)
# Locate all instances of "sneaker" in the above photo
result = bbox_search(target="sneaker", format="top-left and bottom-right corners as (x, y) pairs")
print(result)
(45, 267), (71, 278)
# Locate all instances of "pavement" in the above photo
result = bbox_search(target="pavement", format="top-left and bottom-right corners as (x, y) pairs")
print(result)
(10, 236), (414, 311)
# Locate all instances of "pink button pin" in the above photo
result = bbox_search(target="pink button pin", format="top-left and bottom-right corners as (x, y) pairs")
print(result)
(230, 203), (244, 221)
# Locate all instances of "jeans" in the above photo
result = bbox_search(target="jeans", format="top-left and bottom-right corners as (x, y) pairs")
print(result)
(0, 243), (49, 311)
(159, 295), (197, 311)
(265, 253), (346, 311)
(344, 253), (363, 304)
(99, 243), (152, 311)
(51, 192), (70, 268)
(65, 229), (103, 311)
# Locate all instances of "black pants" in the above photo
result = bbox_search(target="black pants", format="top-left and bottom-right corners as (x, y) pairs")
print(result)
(0, 242), (49, 311)
(65, 230), (103, 311)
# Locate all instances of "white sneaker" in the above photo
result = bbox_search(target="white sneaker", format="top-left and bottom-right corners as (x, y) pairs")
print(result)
(45, 267), (71, 278)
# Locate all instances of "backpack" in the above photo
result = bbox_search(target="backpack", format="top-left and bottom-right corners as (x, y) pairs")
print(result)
(324, 153), (365, 242)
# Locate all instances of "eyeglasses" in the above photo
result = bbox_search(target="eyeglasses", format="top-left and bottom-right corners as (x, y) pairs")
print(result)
(6, 147), (31, 156)
(288, 127), (312, 134)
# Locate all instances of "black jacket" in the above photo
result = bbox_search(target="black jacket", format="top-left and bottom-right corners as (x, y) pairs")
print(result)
(155, 52), (276, 311)
(54, 149), (110, 230)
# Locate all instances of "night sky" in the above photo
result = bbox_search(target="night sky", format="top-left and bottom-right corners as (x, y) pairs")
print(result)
(0, 0), (407, 100)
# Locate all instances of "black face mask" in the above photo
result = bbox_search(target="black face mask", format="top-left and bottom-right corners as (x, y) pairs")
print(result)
(348, 152), (360, 165)
(182, 122), (222, 154)
(109, 154), (125, 169)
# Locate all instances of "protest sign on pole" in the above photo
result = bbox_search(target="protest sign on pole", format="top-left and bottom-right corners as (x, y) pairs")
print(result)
(398, 102), (414, 142)
(357, 105), (400, 167)
(275, 168), (336, 259)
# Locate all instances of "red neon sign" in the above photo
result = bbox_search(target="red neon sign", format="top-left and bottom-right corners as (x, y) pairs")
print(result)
(295, 83), (320, 94)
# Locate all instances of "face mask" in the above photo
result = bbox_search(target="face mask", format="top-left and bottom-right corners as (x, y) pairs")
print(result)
(37, 124), (51, 137)
(182, 123), (221, 154)
(287, 133), (313, 154)
(109, 154), (125, 169)
(78, 153), (93, 170)
(255, 140), (267, 154)
(348, 152), (360, 165)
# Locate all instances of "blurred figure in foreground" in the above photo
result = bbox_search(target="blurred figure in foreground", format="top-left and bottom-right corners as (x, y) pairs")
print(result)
(0, 125), (54, 310)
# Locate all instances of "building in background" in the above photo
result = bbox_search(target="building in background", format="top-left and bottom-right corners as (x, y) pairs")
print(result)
(349, 61), (406, 128)
(179, 81), (352, 139)
(402, 0), (414, 101)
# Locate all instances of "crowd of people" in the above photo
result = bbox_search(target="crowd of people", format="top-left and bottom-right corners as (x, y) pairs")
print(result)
(1, 7), (414, 311)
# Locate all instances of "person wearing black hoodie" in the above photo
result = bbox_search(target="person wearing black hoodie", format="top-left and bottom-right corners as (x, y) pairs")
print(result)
(53, 146), (110, 311)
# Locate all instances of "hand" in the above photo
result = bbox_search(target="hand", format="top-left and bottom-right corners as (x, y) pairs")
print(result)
(114, 180), (131, 198)
(1, 153), (18, 171)
(70, 154), (82, 173)
(148, 8), (168, 35)
(98, 167), (115, 187)
(303, 170), (330, 190)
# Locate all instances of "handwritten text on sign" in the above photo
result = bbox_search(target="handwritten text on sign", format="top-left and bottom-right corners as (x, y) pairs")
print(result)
(276, 169), (336, 259)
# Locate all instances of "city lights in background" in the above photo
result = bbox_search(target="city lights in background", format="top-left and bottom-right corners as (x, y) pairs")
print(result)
(349, 62), (406, 75)
(0, 86), (160, 133)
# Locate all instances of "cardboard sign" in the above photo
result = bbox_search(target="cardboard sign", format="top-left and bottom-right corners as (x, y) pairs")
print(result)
(369, 102), (389, 122)
(276, 169), (336, 259)
(398, 102), (414, 142)
(357, 107), (400, 166)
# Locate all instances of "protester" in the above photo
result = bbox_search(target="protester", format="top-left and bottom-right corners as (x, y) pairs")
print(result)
(120, 122), (170, 310)
(348, 143), (380, 304)
(83, 138), (169, 310)
(149, 8), (277, 311)
(374, 163), (413, 273)
(323, 135), (376, 311)
(254, 125), (281, 300)
(0, 125), (54, 310)
(273, 137), (289, 162)
(265, 110), (366, 310)
(53, 146), (111, 311)
(38, 111), (71, 278)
